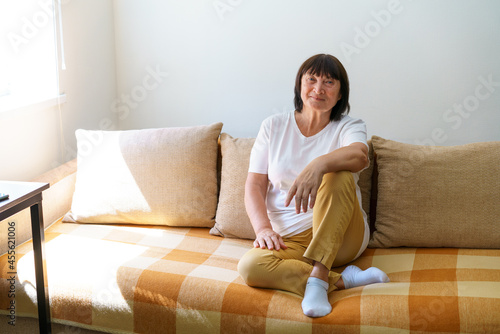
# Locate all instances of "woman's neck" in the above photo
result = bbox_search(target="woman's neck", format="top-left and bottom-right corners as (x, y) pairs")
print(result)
(295, 109), (330, 137)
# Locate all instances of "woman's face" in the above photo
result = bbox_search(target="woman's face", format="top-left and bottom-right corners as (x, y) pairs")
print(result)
(300, 71), (342, 114)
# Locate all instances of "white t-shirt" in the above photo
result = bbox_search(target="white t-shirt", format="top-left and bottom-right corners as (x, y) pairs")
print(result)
(249, 111), (369, 247)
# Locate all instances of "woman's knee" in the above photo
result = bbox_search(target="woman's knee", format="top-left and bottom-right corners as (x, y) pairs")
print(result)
(322, 170), (353, 186)
(237, 248), (268, 286)
(318, 171), (355, 197)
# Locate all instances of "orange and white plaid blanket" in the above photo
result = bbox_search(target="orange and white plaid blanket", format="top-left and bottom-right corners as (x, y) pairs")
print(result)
(1, 219), (500, 333)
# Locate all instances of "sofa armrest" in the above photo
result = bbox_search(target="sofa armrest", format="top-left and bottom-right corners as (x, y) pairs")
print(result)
(0, 159), (77, 255)
(32, 159), (77, 227)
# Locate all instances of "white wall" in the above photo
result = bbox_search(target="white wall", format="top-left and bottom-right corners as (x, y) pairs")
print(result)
(2, 0), (499, 181)
(0, 0), (117, 181)
(114, 0), (500, 145)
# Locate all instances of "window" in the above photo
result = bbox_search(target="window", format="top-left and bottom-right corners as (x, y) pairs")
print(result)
(0, 0), (63, 113)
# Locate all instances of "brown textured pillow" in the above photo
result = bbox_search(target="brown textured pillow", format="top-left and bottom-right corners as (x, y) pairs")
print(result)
(210, 133), (256, 239)
(64, 123), (223, 227)
(369, 136), (500, 248)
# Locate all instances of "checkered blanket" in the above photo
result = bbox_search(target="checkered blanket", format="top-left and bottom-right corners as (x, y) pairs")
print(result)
(1, 219), (500, 333)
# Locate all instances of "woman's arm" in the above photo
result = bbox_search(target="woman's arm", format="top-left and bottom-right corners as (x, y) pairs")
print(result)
(315, 142), (369, 174)
(245, 172), (287, 250)
(285, 142), (368, 214)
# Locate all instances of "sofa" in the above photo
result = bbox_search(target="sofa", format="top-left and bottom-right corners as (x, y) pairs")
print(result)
(1, 122), (499, 334)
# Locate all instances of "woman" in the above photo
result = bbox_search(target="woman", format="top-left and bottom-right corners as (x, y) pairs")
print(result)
(238, 54), (389, 318)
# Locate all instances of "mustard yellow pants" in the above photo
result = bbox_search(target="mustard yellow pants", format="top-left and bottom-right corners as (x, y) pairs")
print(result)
(238, 171), (366, 297)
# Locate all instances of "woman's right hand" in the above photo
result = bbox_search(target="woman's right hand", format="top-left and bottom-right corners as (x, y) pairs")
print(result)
(245, 172), (288, 251)
(254, 228), (288, 251)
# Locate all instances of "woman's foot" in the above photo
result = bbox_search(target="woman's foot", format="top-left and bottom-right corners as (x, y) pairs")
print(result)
(302, 262), (332, 317)
(341, 265), (390, 289)
(302, 277), (332, 317)
(302, 264), (390, 317)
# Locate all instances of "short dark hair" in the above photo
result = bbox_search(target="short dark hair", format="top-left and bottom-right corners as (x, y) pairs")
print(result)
(293, 54), (350, 122)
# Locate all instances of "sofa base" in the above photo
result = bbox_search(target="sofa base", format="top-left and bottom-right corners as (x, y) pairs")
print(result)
(1, 218), (499, 334)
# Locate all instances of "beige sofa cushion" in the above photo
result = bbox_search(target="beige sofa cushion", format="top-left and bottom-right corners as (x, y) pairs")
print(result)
(369, 136), (500, 248)
(64, 123), (223, 227)
(210, 133), (256, 239)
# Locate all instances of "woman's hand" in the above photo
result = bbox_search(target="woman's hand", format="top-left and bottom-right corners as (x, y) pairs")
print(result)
(254, 228), (288, 251)
(246, 173), (286, 250)
(285, 159), (324, 214)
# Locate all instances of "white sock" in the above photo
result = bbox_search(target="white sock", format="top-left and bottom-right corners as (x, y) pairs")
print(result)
(301, 277), (332, 318)
(341, 265), (390, 289)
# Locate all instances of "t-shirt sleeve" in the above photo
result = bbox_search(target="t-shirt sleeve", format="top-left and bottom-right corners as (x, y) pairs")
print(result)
(339, 117), (368, 148)
(339, 117), (369, 170)
(248, 118), (270, 174)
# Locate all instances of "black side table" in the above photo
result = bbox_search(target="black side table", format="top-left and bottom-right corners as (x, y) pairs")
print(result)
(1, 181), (51, 334)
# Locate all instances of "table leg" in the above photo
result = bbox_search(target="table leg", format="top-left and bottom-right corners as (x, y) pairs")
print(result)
(30, 202), (52, 334)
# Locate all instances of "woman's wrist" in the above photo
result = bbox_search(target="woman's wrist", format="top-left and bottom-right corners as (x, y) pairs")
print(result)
(255, 224), (273, 235)
(312, 156), (329, 176)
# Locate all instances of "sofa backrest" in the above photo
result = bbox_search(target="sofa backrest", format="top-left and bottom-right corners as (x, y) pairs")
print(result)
(0, 136), (380, 255)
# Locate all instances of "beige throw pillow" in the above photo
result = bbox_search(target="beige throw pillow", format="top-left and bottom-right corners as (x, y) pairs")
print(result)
(210, 133), (256, 239)
(64, 123), (223, 227)
(369, 136), (500, 248)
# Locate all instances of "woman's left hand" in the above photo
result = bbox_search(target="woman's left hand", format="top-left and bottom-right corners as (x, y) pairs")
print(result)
(285, 159), (324, 214)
